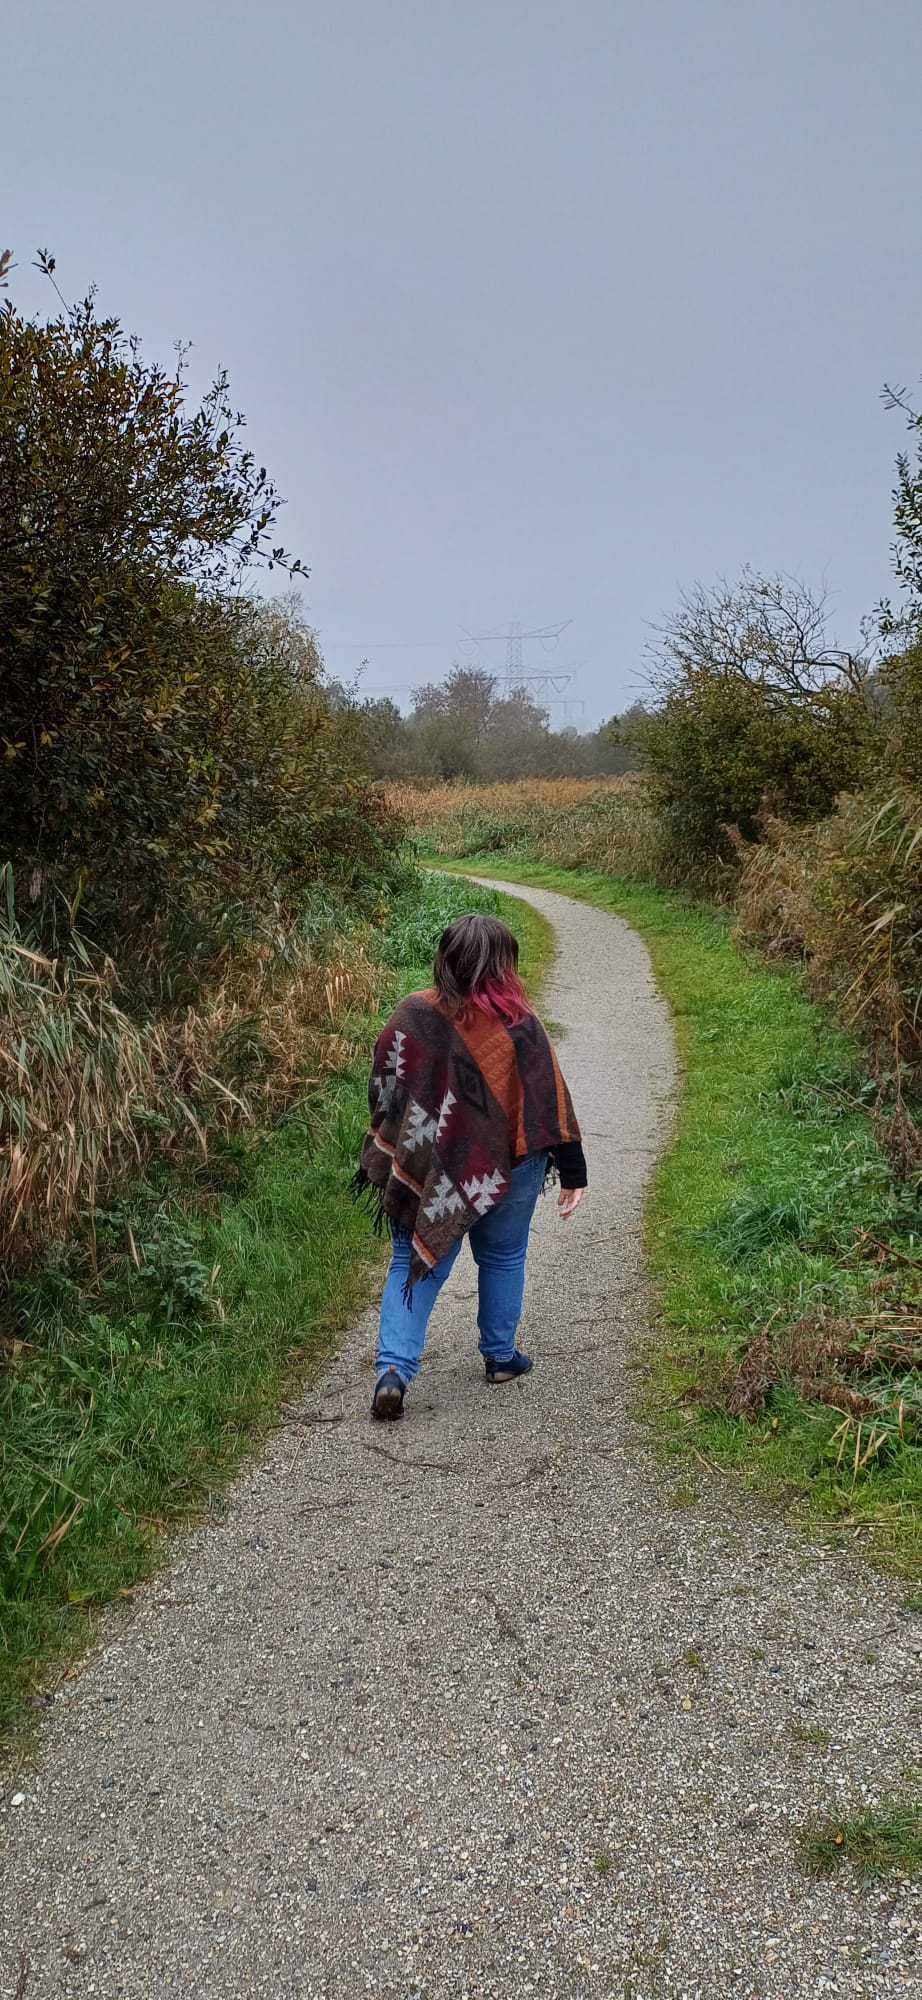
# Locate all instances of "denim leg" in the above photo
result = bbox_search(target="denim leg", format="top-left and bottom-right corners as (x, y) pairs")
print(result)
(376, 1232), (462, 1383)
(469, 1152), (546, 1365)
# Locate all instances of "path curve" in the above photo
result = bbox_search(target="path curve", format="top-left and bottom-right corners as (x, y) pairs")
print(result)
(2, 880), (919, 1998)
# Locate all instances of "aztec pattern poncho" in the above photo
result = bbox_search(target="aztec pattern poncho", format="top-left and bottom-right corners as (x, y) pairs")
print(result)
(353, 989), (581, 1290)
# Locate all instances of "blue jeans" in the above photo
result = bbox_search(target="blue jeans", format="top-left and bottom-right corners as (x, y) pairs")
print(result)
(376, 1151), (546, 1383)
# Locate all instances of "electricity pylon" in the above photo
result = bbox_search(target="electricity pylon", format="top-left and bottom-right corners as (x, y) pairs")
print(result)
(462, 620), (577, 700)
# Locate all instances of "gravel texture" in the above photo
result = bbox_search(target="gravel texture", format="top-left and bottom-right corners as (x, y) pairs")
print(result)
(2, 878), (920, 1999)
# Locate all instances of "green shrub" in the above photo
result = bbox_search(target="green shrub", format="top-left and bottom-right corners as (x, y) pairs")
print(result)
(643, 672), (874, 860)
(0, 260), (401, 968)
(639, 571), (877, 865)
(880, 633), (922, 786)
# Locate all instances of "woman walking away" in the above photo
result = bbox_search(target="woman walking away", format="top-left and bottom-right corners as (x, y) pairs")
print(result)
(353, 912), (587, 1420)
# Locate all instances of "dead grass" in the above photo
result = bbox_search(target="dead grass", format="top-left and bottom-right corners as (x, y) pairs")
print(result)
(713, 1309), (922, 1424)
(0, 929), (166, 1272)
(735, 791), (922, 1171)
(0, 907), (383, 1278)
(385, 774), (636, 826)
(158, 933), (381, 1125)
(388, 773), (704, 890)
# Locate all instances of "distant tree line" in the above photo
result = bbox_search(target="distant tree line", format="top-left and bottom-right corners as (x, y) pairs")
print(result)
(325, 664), (645, 783)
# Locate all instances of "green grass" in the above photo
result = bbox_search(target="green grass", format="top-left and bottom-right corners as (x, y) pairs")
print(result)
(798, 1795), (922, 1879)
(0, 869), (551, 1752)
(434, 854), (922, 1579)
(787, 1719), (832, 1751)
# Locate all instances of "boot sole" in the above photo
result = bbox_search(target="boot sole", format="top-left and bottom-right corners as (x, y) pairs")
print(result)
(372, 1386), (404, 1419)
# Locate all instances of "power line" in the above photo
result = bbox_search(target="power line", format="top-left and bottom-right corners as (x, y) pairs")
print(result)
(325, 639), (463, 649)
(463, 618), (578, 701)
(327, 616), (585, 719)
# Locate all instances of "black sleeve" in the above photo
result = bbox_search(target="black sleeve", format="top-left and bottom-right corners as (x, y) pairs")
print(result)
(550, 1139), (588, 1189)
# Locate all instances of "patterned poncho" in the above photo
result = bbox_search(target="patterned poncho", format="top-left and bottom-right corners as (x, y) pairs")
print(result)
(352, 989), (581, 1290)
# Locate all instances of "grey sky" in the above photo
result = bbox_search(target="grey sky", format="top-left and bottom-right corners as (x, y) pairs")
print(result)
(7, 0), (922, 725)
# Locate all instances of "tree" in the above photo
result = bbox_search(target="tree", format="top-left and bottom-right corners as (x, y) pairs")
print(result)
(407, 666), (491, 779)
(412, 667), (496, 732)
(0, 255), (397, 959)
(600, 703), (653, 774)
(323, 655), (645, 785)
(354, 695), (425, 779)
(641, 571), (877, 857)
(648, 570), (869, 702)
(480, 688), (551, 777)
(412, 713), (480, 780)
(881, 380), (922, 627)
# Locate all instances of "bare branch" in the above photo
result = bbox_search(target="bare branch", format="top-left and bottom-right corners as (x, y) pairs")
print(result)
(648, 568), (868, 703)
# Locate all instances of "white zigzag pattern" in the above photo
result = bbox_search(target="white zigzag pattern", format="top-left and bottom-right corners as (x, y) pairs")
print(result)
(423, 1173), (466, 1223)
(461, 1167), (506, 1216)
(405, 1098), (438, 1152)
(385, 1027), (406, 1080)
(435, 1088), (456, 1139)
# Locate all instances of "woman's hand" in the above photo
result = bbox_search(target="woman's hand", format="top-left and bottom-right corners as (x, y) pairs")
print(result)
(557, 1186), (586, 1220)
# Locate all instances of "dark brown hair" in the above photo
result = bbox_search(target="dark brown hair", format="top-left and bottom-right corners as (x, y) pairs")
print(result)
(433, 914), (530, 1024)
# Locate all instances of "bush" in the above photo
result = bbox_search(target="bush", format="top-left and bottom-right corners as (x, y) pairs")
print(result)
(640, 571), (877, 864)
(880, 632), (922, 786)
(643, 671), (875, 860)
(0, 262), (401, 967)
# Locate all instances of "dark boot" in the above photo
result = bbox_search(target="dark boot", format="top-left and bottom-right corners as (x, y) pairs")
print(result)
(484, 1350), (534, 1384)
(371, 1368), (406, 1420)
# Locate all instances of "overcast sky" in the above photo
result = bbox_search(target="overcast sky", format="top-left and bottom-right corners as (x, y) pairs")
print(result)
(7, 0), (922, 725)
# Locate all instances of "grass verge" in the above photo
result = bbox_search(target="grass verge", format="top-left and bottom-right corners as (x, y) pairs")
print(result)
(433, 854), (922, 1583)
(798, 1793), (922, 1880)
(0, 871), (550, 1755)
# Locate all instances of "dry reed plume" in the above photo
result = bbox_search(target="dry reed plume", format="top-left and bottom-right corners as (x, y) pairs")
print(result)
(385, 774), (635, 827)
(0, 911), (383, 1278)
(388, 772), (705, 891)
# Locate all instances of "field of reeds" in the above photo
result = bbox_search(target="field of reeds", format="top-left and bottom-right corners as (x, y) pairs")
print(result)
(388, 773), (713, 892)
(735, 789), (922, 1163)
(0, 868), (381, 1278)
(389, 775), (627, 824)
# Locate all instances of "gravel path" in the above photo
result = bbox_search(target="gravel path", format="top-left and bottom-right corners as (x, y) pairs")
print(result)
(2, 879), (920, 1999)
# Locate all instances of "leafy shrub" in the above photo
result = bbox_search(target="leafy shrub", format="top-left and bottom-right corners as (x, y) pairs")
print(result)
(639, 571), (878, 865)
(138, 1233), (215, 1323)
(642, 672), (874, 861)
(879, 632), (922, 786)
(0, 262), (401, 967)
